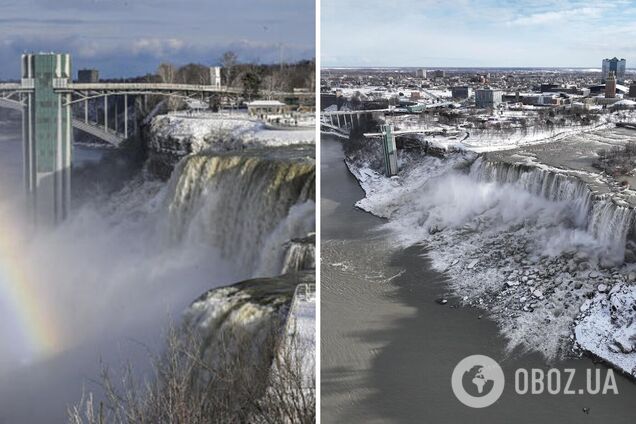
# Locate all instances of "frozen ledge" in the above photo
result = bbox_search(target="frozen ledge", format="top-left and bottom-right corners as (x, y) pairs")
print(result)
(575, 283), (636, 379)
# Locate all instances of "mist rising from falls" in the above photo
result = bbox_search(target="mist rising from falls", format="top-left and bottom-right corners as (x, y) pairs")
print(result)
(352, 147), (636, 270)
(348, 146), (636, 359)
(469, 157), (635, 261)
(469, 158), (593, 226)
(0, 112), (315, 422)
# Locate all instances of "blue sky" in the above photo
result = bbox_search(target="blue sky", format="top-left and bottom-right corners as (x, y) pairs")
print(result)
(322, 0), (636, 68)
(0, 0), (315, 79)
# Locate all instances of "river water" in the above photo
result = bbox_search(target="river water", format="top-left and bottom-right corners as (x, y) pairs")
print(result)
(321, 137), (636, 423)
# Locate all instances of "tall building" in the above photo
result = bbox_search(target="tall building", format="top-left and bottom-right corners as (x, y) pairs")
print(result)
(606, 71), (617, 98)
(21, 53), (73, 225)
(415, 68), (427, 78)
(475, 88), (503, 108)
(77, 69), (99, 83)
(602, 57), (626, 82)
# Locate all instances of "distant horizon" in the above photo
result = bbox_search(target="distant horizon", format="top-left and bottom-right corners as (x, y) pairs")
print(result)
(322, 66), (610, 70)
(322, 0), (636, 69)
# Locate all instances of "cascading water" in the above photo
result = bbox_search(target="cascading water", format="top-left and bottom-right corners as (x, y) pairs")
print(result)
(470, 157), (593, 226)
(0, 109), (316, 423)
(469, 157), (635, 262)
(344, 139), (636, 360)
(281, 234), (316, 273)
(164, 150), (316, 277)
(588, 200), (634, 259)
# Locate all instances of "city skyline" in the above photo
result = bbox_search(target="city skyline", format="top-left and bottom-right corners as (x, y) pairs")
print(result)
(322, 0), (636, 68)
(0, 0), (315, 79)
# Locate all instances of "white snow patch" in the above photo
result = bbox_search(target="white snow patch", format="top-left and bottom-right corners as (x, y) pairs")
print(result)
(150, 111), (314, 155)
(575, 284), (636, 377)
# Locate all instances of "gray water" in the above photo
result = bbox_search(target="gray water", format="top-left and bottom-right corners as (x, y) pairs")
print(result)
(321, 137), (636, 423)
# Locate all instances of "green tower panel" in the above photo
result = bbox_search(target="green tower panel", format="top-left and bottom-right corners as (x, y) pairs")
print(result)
(22, 53), (73, 225)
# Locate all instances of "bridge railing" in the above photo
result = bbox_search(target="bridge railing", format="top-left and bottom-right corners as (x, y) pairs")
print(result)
(64, 82), (237, 93)
(52, 78), (69, 89)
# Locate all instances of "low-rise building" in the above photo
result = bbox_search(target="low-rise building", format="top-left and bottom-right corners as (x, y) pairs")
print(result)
(77, 69), (99, 83)
(475, 88), (503, 108)
(246, 100), (287, 117)
(451, 86), (471, 99)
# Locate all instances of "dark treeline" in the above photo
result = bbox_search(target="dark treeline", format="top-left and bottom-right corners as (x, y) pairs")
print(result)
(101, 51), (315, 97)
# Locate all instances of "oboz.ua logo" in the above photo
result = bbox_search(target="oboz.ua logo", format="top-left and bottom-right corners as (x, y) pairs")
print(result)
(451, 354), (620, 408)
(451, 355), (505, 408)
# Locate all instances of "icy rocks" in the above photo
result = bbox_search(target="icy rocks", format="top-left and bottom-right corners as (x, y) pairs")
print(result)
(578, 261), (591, 271)
(613, 329), (635, 354)
(575, 283), (636, 379)
(567, 261), (579, 273)
(574, 251), (590, 263)
(466, 259), (479, 269)
(599, 257), (619, 270)
(597, 284), (608, 293)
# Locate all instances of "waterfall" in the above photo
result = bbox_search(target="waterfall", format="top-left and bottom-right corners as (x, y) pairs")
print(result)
(181, 271), (314, 391)
(281, 234), (316, 273)
(469, 156), (635, 260)
(470, 157), (593, 226)
(163, 151), (315, 276)
(588, 201), (634, 259)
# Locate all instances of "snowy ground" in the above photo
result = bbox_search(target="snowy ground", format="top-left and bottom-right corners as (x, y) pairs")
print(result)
(343, 131), (636, 378)
(576, 284), (636, 377)
(283, 284), (316, 388)
(335, 86), (451, 102)
(149, 111), (315, 155)
(388, 109), (636, 153)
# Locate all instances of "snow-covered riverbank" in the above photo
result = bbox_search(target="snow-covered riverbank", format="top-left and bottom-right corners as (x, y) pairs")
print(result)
(342, 128), (636, 378)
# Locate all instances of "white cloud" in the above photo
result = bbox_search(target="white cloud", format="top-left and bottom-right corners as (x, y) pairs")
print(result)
(508, 5), (610, 26)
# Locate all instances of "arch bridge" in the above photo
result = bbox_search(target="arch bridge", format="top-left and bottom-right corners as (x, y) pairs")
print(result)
(0, 53), (309, 225)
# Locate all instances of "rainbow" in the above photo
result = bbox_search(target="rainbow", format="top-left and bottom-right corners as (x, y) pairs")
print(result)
(0, 215), (64, 358)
